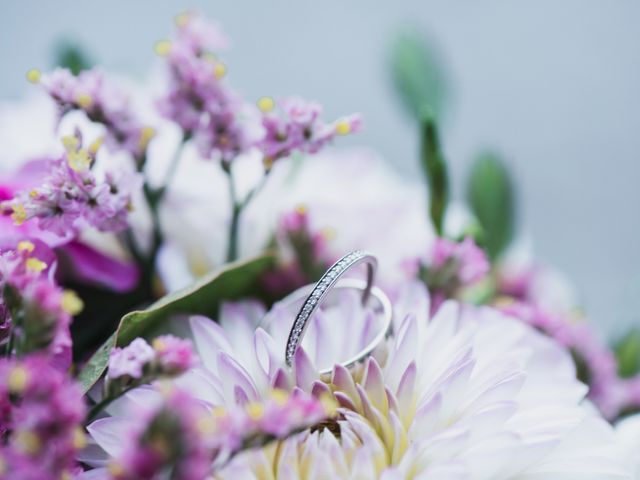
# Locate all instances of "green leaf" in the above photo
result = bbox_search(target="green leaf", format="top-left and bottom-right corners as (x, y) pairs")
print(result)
(466, 152), (516, 261)
(53, 40), (93, 75)
(390, 29), (449, 120)
(421, 113), (449, 235)
(615, 329), (640, 378)
(76, 254), (275, 393)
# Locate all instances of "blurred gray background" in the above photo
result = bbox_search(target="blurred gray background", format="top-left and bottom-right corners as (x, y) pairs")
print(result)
(2, 1), (639, 336)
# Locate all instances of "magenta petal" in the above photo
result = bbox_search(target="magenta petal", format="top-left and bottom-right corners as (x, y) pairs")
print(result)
(56, 241), (139, 292)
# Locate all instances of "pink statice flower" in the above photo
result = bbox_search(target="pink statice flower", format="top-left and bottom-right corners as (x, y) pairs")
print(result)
(106, 335), (197, 396)
(415, 236), (490, 312)
(0, 354), (86, 479)
(108, 338), (156, 380)
(39, 68), (154, 159)
(152, 334), (197, 375)
(173, 12), (230, 53)
(430, 236), (489, 283)
(209, 389), (335, 456)
(102, 388), (214, 480)
(262, 206), (334, 295)
(158, 13), (261, 163)
(0, 242), (81, 366)
(258, 96), (362, 165)
(3, 133), (141, 237)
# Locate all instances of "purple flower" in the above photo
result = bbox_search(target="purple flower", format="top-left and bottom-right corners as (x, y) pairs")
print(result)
(416, 236), (490, 312)
(108, 338), (156, 380)
(430, 236), (489, 284)
(262, 206), (334, 295)
(3, 134), (141, 237)
(106, 388), (213, 480)
(152, 335), (197, 375)
(39, 68), (154, 159)
(257, 96), (362, 166)
(209, 389), (335, 455)
(173, 12), (230, 53)
(0, 242), (81, 365)
(0, 354), (86, 479)
(157, 14), (231, 135)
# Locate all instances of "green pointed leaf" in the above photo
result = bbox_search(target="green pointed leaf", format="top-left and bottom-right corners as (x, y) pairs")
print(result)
(390, 30), (449, 120)
(421, 113), (449, 235)
(77, 254), (275, 393)
(466, 152), (516, 261)
(53, 40), (93, 75)
(615, 329), (640, 378)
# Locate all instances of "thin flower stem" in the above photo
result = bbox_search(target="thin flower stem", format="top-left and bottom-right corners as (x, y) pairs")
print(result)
(85, 385), (136, 423)
(224, 163), (271, 263)
(123, 133), (190, 293)
(157, 131), (191, 199)
(224, 163), (241, 263)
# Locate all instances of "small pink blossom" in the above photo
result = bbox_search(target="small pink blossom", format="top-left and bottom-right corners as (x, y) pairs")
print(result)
(107, 388), (213, 480)
(107, 338), (156, 380)
(40, 68), (154, 159)
(209, 389), (335, 455)
(0, 354), (86, 478)
(2, 134), (141, 237)
(152, 334), (197, 375)
(430, 236), (489, 284)
(258, 96), (362, 164)
(0, 243), (79, 366)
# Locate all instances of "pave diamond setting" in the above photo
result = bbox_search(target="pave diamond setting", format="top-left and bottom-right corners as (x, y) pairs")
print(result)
(285, 250), (370, 366)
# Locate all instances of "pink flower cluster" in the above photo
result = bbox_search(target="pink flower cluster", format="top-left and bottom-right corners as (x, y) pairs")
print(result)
(107, 335), (197, 382)
(412, 236), (490, 312)
(263, 207), (334, 295)
(106, 388), (212, 480)
(0, 354), (86, 479)
(3, 133), (141, 237)
(158, 13), (361, 166)
(103, 386), (334, 479)
(429, 236), (490, 284)
(209, 389), (336, 455)
(40, 68), (154, 159)
(497, 270), (640, 419)
(157, 13), (258, 162)
(258, 97), (362, 165)
(0, 241), (81, 366)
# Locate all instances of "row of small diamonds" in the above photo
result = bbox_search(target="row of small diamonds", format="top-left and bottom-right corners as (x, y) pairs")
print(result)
(286, 251), (366, 363)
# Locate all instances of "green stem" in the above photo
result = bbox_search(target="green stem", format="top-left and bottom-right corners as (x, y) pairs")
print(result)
(224, 164), (271, 263)
(85, 385), (136, 423)
(224, 163), (241, 263)
(123, 134), (190, 292)
(156, 132), (191, 199)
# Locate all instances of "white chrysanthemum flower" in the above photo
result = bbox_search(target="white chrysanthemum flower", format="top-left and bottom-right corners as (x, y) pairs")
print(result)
(85, 283), (628, 479)
(615, 414), (640, 479)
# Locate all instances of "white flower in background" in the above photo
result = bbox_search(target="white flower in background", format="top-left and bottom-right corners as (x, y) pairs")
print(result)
(155, 144), (436, 291)
(615, 414), (640, 479)
(85, 283), (629, 479)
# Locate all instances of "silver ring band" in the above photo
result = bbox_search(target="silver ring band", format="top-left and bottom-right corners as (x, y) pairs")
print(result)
(285, 251), (392, 371)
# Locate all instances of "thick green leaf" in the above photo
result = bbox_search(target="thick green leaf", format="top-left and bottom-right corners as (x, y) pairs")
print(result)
(421, 113), (449, 235)
(615, 329), (640, 378)
(77, 254), (275, 393)
(466, 152), (516, 261)
(390, 30), (449, 120)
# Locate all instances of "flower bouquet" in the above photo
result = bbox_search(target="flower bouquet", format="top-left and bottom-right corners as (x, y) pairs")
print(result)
(1, 12), (639, 480)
